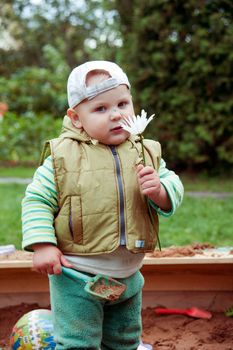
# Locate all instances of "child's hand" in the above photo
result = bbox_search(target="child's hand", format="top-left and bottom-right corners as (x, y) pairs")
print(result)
(136, 164), (161, 200)
(32, 243), (72, 275)
(136, 164), (171, 211)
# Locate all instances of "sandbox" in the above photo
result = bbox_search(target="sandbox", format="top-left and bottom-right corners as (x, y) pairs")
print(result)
(0, 245), (233, 349)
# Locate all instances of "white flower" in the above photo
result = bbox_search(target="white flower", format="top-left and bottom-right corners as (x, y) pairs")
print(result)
(119, 109), (155, 135)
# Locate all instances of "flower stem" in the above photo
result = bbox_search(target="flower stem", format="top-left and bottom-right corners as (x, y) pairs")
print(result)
(139, 133), (161, 251)
(139, 134), (146, 165)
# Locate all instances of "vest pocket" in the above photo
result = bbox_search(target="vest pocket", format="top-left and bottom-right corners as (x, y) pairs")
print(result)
(69, 196), (83, 244)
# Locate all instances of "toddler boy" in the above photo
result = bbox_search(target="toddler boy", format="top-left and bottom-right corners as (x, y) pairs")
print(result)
(22, 61), (183, 350)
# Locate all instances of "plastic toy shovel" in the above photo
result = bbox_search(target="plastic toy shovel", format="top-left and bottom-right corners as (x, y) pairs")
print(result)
(62, 267), (126, 301)
(154, 307), (212, 319)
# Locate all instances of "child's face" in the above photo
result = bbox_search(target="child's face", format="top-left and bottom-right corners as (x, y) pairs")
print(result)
(68, 85), (134, 145)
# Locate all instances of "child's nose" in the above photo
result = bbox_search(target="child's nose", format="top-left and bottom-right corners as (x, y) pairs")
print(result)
(110, 108), (122, 120)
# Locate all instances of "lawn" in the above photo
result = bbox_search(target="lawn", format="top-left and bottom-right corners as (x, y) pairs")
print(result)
(0, 184), (25, 248)
(0, 166), (35, 178)
(159, 194), (233, 247)
(0, 174), (232, 249)
(179, 172), (233, 192)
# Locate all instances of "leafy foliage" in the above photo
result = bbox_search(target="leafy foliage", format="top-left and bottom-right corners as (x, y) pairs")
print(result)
(0, 112), (61, 162)
(0, 0), (232, 172)
(114, 0), (233, 171)
(0, 45), (69, 116)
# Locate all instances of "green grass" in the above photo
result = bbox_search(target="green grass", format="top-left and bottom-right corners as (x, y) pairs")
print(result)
(0, 166), (35, 178)
(0, 178), (232, 249)
(0, 184), (26, 248)
(180, 172), (233, 192)
(159, 195), (233, 247)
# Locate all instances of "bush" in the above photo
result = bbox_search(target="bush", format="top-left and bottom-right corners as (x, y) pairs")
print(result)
(0, 66), (68, 118)
(115, 0), (233, 172)
(0, 112), (62, 163)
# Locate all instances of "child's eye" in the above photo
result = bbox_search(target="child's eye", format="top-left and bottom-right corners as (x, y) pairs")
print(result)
(118, 101), (128, 108)
(95, 106), (106, 112)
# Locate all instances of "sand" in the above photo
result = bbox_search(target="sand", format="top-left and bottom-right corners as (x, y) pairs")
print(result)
(0, 303), (233, 350)
(142, 307), (233, 350)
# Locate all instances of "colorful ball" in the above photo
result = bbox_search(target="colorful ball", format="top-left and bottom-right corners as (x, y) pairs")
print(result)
(10, 309), (56, 350)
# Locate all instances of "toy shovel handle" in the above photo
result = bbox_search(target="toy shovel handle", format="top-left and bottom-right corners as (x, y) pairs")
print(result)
(62, 266), (92, 283)
(154, 307), (187, 316)
(155, 307), (212, 319)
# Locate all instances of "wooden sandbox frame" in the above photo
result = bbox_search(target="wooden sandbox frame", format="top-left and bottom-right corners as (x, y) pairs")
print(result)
(0, 254), (233, 311)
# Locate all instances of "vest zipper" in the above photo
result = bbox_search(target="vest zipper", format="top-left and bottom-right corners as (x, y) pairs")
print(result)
(109, 145), (126, 245)
(69, 212), (74, 239)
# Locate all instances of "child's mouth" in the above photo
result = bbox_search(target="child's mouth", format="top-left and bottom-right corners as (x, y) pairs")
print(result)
(111, 126), (123, 132)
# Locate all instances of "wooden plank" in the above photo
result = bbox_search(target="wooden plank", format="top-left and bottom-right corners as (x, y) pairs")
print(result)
(0, 260), (233, 293)
(0, 253), (232, 268)
(0, 256), (232, 311)
(141, 263), (233, 291)
(0, 268), (48, 293)
(144, 255), (233, 265)
(0, 255), (233, 269)
(0, 260), (33, 268)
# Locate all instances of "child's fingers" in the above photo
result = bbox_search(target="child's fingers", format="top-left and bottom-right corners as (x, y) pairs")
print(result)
(136, 164), (144, 173)
(61, 255), (73, 268)
(46, 265), (55, 275)
(53, 261), (62, 275)
(141, 179), (158, 189)
(138, 173), (156, 184)
(137, 165), (155, 177)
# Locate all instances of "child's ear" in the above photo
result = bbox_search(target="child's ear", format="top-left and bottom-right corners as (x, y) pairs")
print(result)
(67, 108), (82, 129)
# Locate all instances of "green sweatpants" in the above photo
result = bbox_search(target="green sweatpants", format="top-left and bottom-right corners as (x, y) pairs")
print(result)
(49, 270), (144, 350)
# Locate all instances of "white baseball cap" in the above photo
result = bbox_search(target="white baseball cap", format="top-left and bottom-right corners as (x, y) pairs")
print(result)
(67, 60), (131, 108)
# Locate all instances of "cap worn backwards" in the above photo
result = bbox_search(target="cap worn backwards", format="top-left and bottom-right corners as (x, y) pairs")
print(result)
(67, 61), (130, 108)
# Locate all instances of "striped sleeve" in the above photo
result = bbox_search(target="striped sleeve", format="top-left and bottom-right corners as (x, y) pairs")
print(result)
(22, 156), (59, 251)
(150, 158), (184, 217)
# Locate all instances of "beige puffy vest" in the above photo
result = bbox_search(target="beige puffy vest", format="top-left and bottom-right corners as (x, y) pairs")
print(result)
(41, 116), (161, 255)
